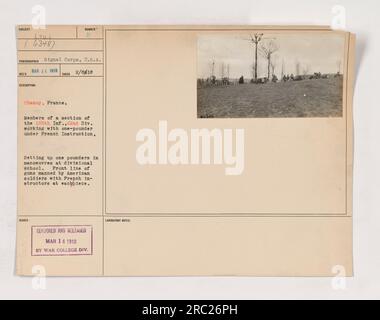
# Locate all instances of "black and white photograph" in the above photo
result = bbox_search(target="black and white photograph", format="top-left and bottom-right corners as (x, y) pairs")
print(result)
(197, 33), (346, 118)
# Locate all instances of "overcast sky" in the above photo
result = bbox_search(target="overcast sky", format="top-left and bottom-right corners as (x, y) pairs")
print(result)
(197, 32), (346, 79)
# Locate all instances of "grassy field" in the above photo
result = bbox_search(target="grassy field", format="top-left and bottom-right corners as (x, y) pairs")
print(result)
(197, 77), (343, 118)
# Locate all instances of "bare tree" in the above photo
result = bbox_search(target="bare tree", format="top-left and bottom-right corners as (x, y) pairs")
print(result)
(251, 62), (256, 79)
(220, 62), (225, 79)
(245, 33), (264, 81)
(302, 64), (310, 76)
(270, 55), (277, 78)
(281, 58), (285, 79)
(210, 60), (215, 78)
(259, 41), (279, 80)
(336, 60), (342, 74)
(295, 59), (301, 76)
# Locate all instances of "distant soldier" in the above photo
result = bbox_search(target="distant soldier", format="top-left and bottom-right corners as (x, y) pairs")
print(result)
(238, 76), (244, 84)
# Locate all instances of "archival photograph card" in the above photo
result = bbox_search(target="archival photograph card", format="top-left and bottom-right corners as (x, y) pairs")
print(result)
(16, 25), (355, 276)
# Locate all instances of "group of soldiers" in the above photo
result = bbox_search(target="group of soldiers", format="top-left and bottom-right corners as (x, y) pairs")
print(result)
(198, 71), (341, 88)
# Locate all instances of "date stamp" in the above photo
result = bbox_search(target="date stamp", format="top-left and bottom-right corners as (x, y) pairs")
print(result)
(31, 225), (93, 256)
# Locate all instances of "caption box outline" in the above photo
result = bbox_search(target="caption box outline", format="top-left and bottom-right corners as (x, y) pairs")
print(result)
(31, 225), (94, 257)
